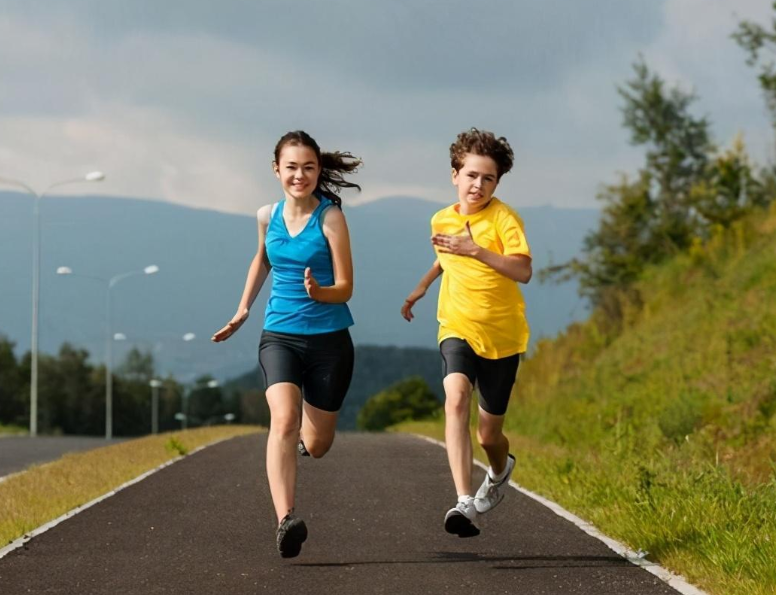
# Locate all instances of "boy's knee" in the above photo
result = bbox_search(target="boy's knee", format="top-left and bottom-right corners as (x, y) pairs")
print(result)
(445, 394), (470, 418)
(477, 427), (503, 449)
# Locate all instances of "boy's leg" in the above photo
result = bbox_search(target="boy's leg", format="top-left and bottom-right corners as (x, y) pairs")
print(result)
(477, 408), (509, 476)
(443, 372), (474, 496)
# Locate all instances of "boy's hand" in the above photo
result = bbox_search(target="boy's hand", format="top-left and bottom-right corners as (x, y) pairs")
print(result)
(431, 232), (479, 257)
(304, 267), (320, 300)
(401, 287), (427, 322)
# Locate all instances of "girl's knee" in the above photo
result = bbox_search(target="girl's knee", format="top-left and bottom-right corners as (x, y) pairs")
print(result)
(270, 415), (300, 440)
(304, 436), (334, 458)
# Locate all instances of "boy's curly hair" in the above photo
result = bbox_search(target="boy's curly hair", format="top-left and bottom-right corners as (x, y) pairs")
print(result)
(449, 128), (514, 180)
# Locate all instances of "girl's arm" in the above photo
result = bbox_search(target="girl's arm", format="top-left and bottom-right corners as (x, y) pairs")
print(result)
(305, 207), (353, 303)
(211, 205), (273, 342)
(401, 259), (442, 322)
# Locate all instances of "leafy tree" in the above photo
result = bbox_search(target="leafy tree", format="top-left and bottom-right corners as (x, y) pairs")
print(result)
(543, 59), (714, 305)
(0, 335), (25, 427)
(357, 376), (440, 431)
(690, 135), (768, 228)
(734, 2), (776, 133)
(117, 347), (155, 383)
(188, 375), (225, 426)
(619, 57), (714, 254)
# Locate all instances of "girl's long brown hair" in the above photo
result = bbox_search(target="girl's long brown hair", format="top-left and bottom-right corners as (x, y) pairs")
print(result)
(273, 130), (362, 207)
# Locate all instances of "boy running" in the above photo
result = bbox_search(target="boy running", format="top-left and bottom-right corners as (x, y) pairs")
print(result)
(401, 128), (532, 537)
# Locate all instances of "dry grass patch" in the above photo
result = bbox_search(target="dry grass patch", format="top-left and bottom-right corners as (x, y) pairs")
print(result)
(0, 425), (262, 547)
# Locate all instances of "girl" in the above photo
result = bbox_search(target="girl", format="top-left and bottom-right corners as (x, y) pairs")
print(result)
(212, 130), (360, 558)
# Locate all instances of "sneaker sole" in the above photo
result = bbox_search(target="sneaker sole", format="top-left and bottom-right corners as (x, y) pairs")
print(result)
(444, 512), (480, 538)
(278, 519), (308, 558)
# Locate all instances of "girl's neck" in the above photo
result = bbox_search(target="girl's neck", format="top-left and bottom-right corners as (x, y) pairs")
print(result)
(284, 193), (319, 216)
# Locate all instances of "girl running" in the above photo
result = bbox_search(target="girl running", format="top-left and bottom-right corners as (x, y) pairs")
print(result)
(212, 130), (360, 558)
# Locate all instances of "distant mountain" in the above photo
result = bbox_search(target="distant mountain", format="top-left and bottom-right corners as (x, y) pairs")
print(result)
(0, 192), (598, 382)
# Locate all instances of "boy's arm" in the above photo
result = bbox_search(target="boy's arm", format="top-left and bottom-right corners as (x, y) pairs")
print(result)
(401, 259), (442, 322)
(431, 232), (532, 283)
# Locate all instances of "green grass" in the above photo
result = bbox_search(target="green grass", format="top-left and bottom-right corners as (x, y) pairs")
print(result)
(0, 425), (262, 547)
(397, 206), (776, 595)
(0, 424), (27, 437)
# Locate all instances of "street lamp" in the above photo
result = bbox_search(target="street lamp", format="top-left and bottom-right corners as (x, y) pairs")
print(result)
(149, 379), (163, 434)
(0, 171), (105, 436)
(57, 263), (159, 439)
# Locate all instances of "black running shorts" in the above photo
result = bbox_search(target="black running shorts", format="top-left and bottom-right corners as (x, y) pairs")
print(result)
(259, 328), (354, 412)
(439, 337), (520, 416)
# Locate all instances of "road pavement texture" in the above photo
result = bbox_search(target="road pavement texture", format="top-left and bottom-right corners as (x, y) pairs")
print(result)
(0, 436), (125, 478)
(0, 433), (683, 594)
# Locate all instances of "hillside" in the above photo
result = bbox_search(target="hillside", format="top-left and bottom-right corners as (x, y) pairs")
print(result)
(402, 205), (776, 595)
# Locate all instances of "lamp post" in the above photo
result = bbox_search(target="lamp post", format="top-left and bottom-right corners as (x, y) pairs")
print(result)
(57, 264), (159, 439)
(0, 171), (105, 436)
(149, 379), (162, 434)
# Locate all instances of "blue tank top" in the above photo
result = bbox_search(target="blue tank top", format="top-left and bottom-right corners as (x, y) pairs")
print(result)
(263, 196), (354, 334)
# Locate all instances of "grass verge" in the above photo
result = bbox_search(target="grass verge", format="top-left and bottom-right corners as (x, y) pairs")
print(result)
(0, 424), (27, 437)
(0, 425), (262, 547)
(396, 420), (775, 595)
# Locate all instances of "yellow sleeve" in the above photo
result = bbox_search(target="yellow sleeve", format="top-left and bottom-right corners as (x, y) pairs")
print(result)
(497, 209), (531, 257)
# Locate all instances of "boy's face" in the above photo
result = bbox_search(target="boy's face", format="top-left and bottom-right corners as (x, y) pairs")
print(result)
(451, 153), (499, 213)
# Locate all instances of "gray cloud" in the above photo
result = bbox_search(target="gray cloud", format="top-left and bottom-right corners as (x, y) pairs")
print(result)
(0, 0), (770, 213)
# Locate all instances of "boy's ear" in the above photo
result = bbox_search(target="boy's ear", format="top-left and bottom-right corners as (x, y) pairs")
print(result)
(451, 167), (459, 185)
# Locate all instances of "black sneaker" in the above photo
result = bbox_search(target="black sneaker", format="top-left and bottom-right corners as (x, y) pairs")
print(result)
(298, 440), (311, 457)
(276, 514), (308, 558)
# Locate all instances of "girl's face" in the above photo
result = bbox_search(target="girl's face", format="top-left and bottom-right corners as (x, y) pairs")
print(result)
(274, 144), (321, 200)
(451, 153), (499, 213)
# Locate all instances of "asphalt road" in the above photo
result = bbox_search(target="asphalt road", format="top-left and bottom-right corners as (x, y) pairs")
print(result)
(0, 436), (125, 478)
(0, 433), (683, 594)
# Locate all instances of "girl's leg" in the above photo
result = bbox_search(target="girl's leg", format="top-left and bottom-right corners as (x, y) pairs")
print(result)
(265, 382), (303, 523)
(300, 401), (339, 458)
(477, 408), (509, 475)
(443, 373), (474, 496)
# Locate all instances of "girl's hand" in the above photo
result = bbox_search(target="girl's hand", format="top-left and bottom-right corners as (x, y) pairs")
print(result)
(401, 287), (426, 322)
(211, 308), (249, 342)
(304, 267), (320, 300)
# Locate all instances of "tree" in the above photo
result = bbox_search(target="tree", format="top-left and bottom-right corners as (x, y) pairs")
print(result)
(734, 2), (776, 134)
(542, 59), (714, 304)
(690, 135), (768, 228)
(619, 58), (714, 253)
(0, 336), (25, 427)
(357, 376), (440, 431)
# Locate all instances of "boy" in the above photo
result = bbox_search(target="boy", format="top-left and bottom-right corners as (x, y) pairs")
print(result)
(401, 128), (532, 537)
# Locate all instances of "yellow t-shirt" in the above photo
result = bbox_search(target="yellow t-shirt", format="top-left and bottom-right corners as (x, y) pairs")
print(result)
(432, 197), (531, 359)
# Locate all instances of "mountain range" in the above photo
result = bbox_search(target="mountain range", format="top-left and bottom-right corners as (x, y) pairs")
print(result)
(0, 192), (598, 382)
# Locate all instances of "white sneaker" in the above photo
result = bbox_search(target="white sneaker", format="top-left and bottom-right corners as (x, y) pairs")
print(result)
(474, 454), (515, 513)
(444, 497), (480, 538)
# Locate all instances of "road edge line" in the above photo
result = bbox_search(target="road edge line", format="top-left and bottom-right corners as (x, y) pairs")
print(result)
(0, 436), (234, 560)
(413, 433), (710, 595)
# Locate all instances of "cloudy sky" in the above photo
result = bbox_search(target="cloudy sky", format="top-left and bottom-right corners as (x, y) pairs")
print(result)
(0, 0), (771, 214)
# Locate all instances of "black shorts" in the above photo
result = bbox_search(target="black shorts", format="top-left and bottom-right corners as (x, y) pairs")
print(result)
(258, 328), (354, 412)
(439, 338), (520, 416)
